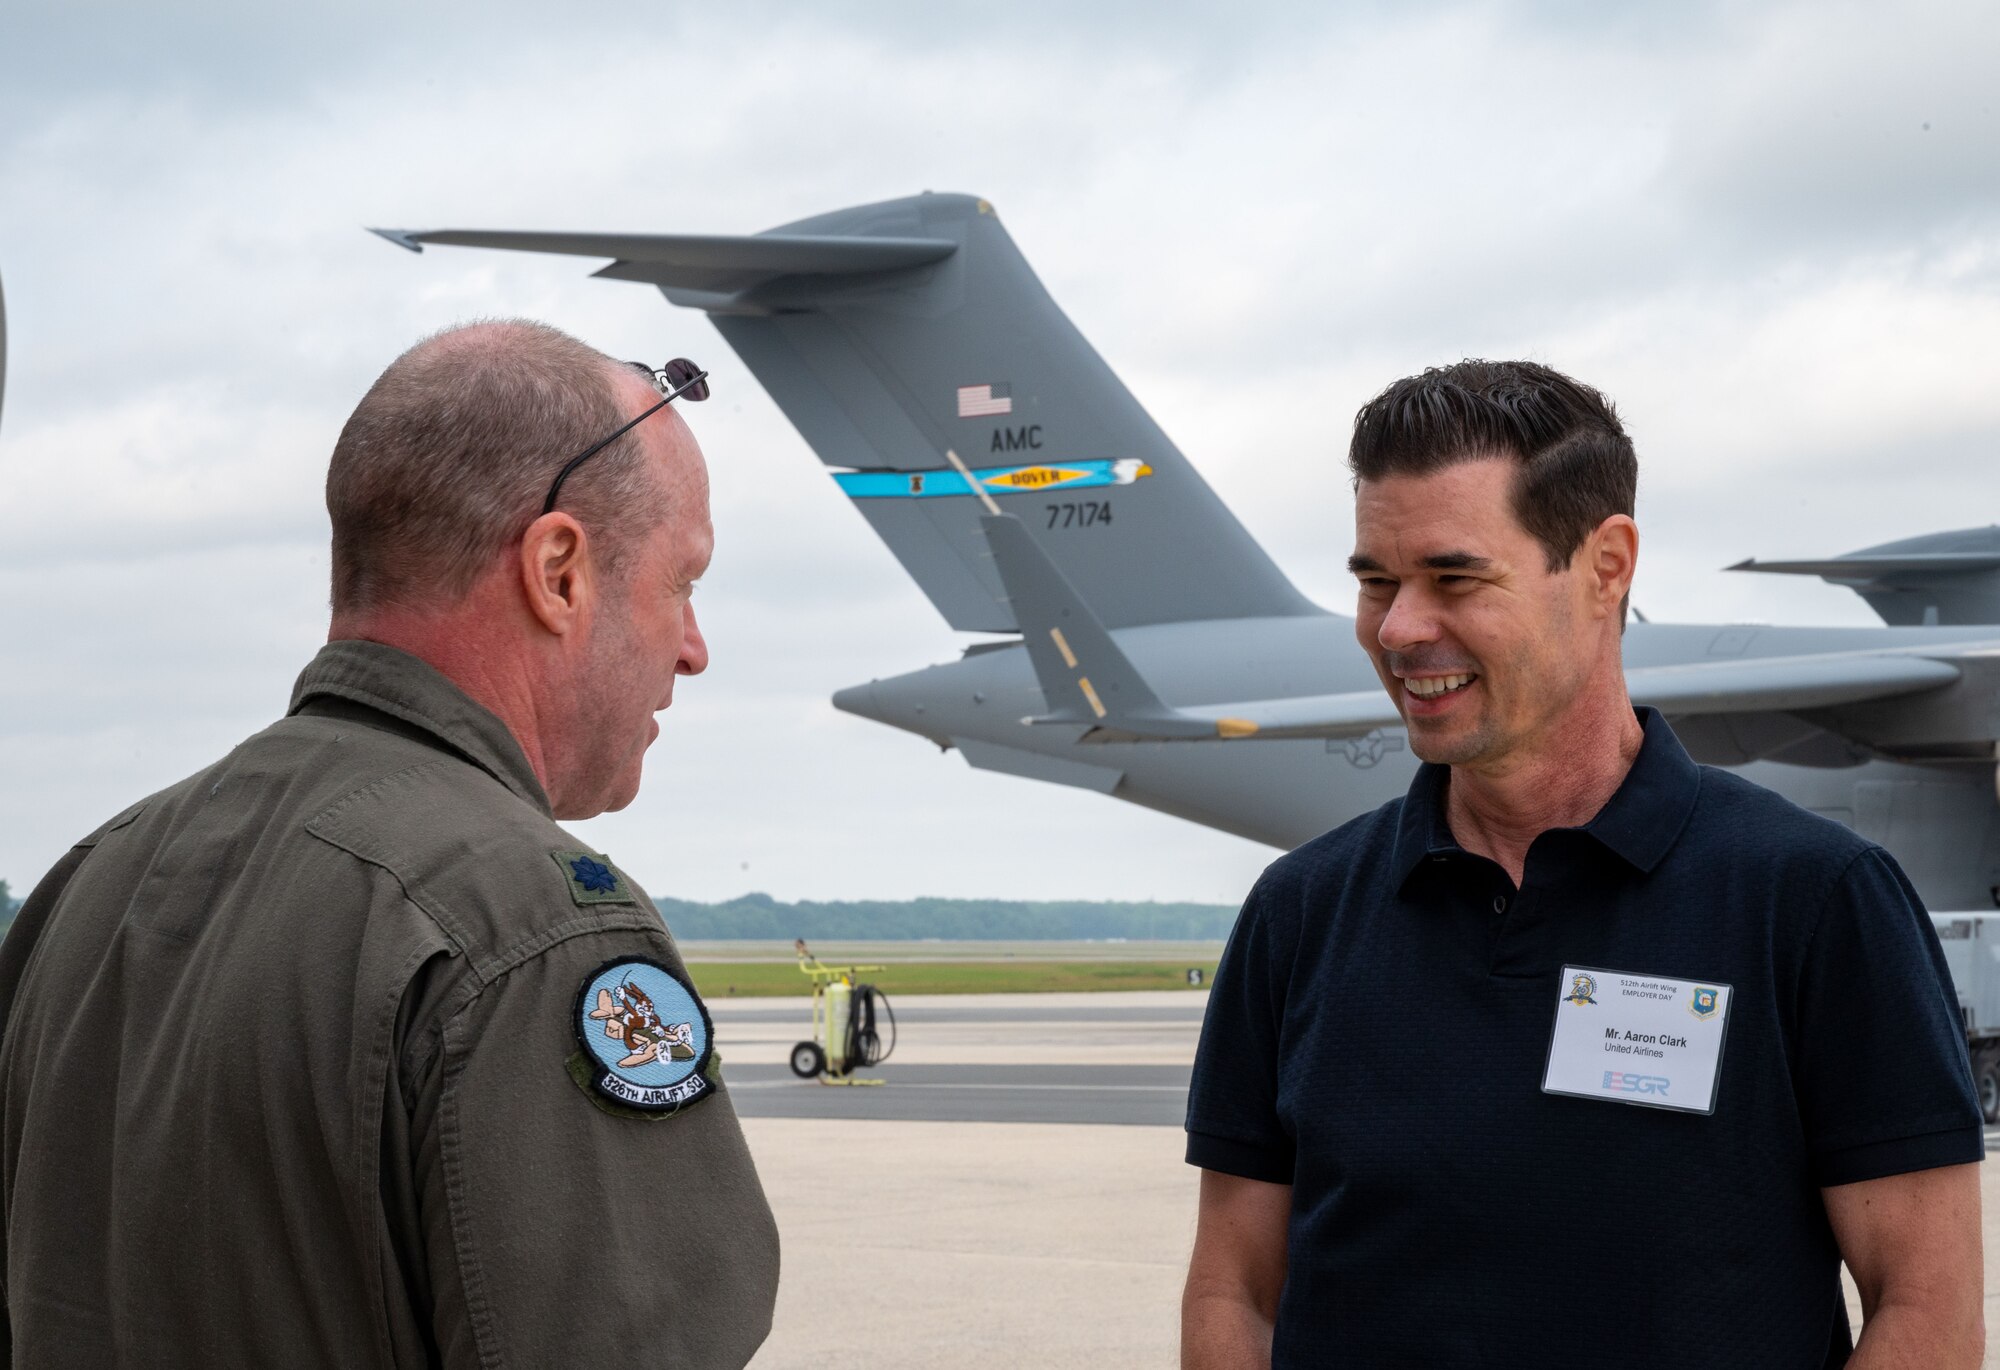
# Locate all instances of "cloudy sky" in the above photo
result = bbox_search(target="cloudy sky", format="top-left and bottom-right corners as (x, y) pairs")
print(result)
(3, 0), (1996, 906)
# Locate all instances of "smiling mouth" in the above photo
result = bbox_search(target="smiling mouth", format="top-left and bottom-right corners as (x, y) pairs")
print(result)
(1403, 672), (1478, 700)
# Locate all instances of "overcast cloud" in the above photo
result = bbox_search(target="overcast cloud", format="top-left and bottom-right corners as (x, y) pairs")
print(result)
(3, 0), (1996, 905)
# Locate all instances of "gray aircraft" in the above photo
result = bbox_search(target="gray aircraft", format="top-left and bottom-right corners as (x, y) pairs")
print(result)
(371, 193), (2000, 924)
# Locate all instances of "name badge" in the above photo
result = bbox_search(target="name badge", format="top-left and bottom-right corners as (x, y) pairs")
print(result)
(1541, 965), (1733, 1115)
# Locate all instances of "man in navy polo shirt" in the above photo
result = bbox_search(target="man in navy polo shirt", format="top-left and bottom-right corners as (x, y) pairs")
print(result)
(1181, 360), (1985, 1368)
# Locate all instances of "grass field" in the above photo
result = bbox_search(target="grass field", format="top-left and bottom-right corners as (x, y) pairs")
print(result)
(686, 959), (1221, 998)
(678, 939), (1226, 964)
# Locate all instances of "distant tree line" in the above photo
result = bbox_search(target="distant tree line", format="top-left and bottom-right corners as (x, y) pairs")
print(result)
(0, 881), (1240, 942)
(653, 891), (1241, 941)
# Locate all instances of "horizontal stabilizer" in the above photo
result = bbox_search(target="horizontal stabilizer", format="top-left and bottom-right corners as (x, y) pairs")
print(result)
(365, 227), (956, 297)
(1730, 554), (2000, 578)
(1729, 526), (2000, 626)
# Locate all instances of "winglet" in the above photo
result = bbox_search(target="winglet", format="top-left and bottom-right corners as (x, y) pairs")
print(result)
(978, 513), (1221, 741)
(980, 510), (1397, 742)
(367, 227), (427, 254)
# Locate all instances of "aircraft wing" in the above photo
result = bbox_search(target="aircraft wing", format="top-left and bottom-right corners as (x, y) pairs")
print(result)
(1624, 652), (1960, 714)
(981, 511), (1967, 741)
(1172, 692), (1402, 740)
(1112, 651), (1962, 743)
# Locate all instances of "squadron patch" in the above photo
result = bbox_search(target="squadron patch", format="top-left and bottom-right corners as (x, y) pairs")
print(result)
(572, 957), (717, 1115)
(552, 849), (638, 906)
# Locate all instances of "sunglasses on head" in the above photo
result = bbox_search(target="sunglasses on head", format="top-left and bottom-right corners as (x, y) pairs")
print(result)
(542, 358), (710, 515)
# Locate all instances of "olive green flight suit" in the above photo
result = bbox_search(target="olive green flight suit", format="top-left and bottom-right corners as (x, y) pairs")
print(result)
(0, 641), (779, 1367)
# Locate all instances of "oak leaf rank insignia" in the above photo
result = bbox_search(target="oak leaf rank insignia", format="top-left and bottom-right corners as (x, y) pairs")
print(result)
(551, 849), (637, 906)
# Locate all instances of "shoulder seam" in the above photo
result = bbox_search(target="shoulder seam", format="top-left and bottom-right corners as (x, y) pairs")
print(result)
(305, 759), (500, 962)
(307, 758), (458, 830)
(74, 797), (151, 850)
(304, 762), (477, 967)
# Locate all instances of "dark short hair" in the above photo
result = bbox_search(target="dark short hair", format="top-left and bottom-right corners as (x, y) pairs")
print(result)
(1347, 359), (1636, 571)
(327, 319), (668, 614)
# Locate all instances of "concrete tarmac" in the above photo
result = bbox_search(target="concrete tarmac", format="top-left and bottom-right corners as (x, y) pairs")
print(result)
(723, 992), (2000, 1368)
(715, 992), (1199, 1125)
(743, 1118), (1194, 1370)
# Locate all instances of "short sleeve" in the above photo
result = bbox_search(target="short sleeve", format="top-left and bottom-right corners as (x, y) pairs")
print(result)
(1185, 875), (1296, 1183)
(1794, 846), (1984, 1187)
(413, 928), (779, 1368)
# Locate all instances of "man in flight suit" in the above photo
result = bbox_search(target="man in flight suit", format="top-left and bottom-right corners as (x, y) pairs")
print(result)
(0, 321), (779, 1366)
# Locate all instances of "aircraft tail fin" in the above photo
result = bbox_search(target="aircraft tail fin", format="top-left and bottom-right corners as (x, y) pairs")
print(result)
(1731, 525), (2000, 625)
(375, 194), (1321, 632)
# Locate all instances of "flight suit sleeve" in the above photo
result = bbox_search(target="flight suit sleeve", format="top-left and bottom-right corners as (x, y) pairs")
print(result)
(1793, 845), (1985, 1187)
(411, 927), (779, 1368)
(1184, 873), (1296, 1183)
(0, 801), (148, 1026)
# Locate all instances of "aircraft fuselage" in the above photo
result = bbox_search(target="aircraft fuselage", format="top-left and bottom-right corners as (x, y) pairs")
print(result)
(836, 616), (2000, 910)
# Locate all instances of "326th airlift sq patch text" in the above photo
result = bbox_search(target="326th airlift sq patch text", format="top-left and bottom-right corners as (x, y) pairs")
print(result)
(570, 957), (718, 1116)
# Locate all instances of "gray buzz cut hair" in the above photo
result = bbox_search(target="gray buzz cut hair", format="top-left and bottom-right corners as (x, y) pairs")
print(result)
(326, 319), (671, 614)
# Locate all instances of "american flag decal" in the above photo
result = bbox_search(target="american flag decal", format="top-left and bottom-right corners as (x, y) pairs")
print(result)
(957, 383), (1013, 418)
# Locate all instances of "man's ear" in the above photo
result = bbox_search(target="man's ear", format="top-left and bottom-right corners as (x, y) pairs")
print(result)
(519, 511), (596, 636)
(1583, 514), (1639, 619)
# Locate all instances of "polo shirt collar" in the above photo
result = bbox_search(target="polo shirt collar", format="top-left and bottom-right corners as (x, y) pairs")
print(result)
(1390, 706), (1701, 888)
(288, 639), (552, 816)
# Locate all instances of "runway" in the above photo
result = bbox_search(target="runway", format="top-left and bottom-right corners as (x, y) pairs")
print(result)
(726, 1062), (1191, 1125)
(711, 991), (1205, 1126)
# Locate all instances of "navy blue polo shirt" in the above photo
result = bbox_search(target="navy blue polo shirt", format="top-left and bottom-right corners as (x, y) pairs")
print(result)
(1187, 709), (1982, 1368)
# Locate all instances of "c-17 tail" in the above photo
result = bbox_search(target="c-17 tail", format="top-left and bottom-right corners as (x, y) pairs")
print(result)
(369, 193), (1321, 633)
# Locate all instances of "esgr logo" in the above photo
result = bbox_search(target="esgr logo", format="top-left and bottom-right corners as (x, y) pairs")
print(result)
(1603, 1071), (1671, 1097)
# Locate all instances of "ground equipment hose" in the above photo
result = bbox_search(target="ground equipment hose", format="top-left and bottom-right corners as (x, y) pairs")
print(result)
(845, 983), (897, 1070)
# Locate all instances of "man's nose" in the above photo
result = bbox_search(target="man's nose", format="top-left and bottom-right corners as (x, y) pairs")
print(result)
(678, 603), (709, 676)
(1375, 587), (1440, 652)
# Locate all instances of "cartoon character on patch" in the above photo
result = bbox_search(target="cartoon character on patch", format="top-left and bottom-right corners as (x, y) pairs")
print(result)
(589, 979), (698, 1067)
(573, 957), (717, 1114)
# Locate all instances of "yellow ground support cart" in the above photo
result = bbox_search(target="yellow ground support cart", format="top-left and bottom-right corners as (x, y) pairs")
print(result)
(789, 940), (897, 1086)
